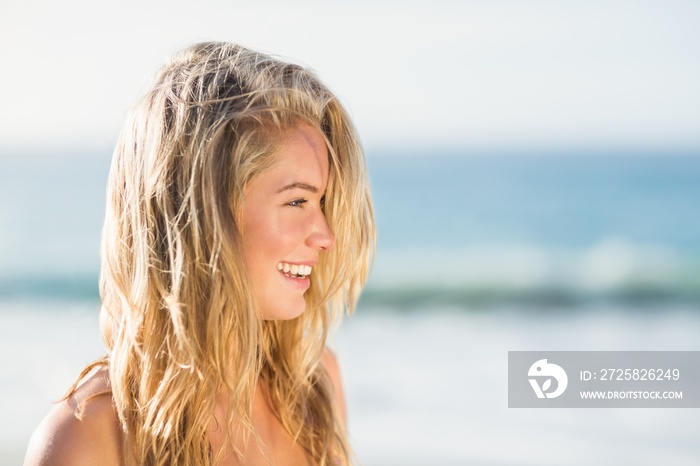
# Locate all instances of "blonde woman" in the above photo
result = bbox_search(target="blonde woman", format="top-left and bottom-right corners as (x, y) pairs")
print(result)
(24, 42), (375, 466)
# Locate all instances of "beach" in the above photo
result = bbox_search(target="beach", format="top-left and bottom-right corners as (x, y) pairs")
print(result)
(3, 299), (700, 465)
(2, 1), (700, 463)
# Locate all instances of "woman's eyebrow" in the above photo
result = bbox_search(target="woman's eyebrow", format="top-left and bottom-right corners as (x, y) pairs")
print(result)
(276, 182), (319, 194)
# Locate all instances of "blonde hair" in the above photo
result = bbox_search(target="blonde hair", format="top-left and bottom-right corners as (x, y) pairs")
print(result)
(84, 42), (374, 465)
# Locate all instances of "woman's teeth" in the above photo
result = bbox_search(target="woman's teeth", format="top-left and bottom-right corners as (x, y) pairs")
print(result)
(277, 262), (312, 278)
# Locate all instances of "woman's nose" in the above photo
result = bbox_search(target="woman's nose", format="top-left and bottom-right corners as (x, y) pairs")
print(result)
(307, 210), (335, 251)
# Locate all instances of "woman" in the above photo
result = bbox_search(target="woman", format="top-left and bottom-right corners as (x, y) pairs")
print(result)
(24, 42), (375, 466)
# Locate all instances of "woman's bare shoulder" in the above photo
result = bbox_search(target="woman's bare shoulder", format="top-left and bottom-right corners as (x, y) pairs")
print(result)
(322, 348), (341, 382)
(24, 368), (122, 466)
(322, 347), (347, 423)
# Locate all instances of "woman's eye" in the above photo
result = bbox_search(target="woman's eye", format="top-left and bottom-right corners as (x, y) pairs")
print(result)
(288, 199), (308, 207)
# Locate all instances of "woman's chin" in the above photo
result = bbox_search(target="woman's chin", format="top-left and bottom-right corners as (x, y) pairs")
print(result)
(261, 301), (307, 321)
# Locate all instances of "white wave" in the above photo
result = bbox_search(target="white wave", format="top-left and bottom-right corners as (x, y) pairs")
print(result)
(369, 238), (692, 292)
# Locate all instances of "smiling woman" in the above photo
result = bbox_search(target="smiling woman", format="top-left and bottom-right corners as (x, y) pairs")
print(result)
(241, 125), (336, 321)
(23, 42), (375, 466)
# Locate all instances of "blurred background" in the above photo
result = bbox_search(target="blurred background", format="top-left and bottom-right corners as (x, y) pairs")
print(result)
(1, 1), (699, 465)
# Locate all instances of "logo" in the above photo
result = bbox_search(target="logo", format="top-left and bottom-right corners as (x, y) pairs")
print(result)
(528, 359), (568, 399)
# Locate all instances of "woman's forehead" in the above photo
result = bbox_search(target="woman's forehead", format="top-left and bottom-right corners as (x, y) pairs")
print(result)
(250, 125), (330, 192)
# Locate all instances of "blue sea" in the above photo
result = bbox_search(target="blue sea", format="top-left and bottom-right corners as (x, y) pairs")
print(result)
(1, 150), (699, 465)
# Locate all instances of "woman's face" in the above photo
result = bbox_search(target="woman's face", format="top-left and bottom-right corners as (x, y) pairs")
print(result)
(240, 125), (335, 320)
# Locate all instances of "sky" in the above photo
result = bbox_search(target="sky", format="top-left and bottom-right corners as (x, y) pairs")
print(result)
(1, 0), (699, 154)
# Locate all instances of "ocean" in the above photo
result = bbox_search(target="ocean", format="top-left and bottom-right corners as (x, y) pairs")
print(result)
(1, 151), (699, 465)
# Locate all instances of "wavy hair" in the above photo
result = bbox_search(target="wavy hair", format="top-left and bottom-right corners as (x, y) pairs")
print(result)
(80, 42), (374, 465)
